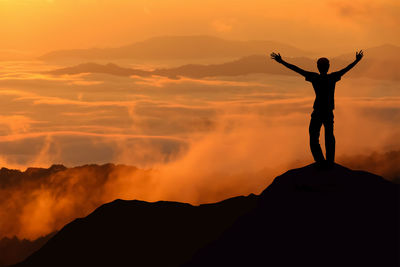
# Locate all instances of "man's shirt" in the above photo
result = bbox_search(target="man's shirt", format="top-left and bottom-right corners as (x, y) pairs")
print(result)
(304, 72), (342, 111)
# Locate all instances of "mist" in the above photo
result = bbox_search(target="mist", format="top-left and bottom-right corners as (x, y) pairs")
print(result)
(0, 63), (399, 240)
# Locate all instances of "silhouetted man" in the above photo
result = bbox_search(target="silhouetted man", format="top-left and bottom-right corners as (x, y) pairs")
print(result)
(270, 51), (363, 166)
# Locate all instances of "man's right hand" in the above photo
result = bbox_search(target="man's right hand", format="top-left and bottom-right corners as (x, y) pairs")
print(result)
(356, 50), (364, 61)
(271, 52), (283, 63)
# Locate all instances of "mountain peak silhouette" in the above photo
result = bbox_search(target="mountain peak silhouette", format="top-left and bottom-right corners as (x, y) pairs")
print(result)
(263, 163), (392, 193)
(16, 163), (399, 266)
(47, 43), (400, 81)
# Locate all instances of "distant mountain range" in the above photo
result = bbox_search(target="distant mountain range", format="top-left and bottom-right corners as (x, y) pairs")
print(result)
(39, 35), (312, 62)
(47, 44), (400, 81)
(16, 164), (399, 266)
(0, 233), (55, 267)
(335, 44), (400, 61)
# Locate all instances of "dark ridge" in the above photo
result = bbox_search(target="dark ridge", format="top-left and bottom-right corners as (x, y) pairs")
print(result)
(189, 164), (399, 266)
(0, 163), (137, 189)
(0, 232), (56, 267)
(0, 164), (66, 189)
(17, 195), (258, 266)
(338, 150), (400, 183)
(16, 163), (399, 266)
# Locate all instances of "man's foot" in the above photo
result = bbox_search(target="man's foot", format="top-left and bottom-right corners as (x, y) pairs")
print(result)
(324, 160), (334, 169)
(314, 160), (334, 170)
(314, 160), (326, 170)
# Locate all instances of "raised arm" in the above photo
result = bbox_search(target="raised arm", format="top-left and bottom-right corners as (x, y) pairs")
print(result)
(336, 50), (363, 77)
(270, 52), (309, 77)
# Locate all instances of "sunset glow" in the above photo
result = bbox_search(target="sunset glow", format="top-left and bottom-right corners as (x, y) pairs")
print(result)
(0, 0), (399, 245)
(1, 0), (399, 55)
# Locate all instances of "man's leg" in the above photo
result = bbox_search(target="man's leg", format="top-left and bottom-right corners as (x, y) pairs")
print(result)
(324, 113), (335, 163)
(309, 112), (325, 163)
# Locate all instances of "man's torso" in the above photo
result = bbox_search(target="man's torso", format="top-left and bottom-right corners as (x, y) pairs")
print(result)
(305, 72), (341, 111)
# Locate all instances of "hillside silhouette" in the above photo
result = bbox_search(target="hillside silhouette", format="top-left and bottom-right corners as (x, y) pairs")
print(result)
(16, 163), (399, 266)
(47, 44), (400, 81)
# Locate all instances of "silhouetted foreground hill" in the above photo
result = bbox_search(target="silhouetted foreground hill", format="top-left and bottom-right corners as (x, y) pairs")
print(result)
(189, 164), (399, 266)
(17, 164), (399, 266)
(16, 195), (258, 266)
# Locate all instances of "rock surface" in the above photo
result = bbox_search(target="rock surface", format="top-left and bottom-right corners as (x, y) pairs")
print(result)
(17, 163), (399, 266)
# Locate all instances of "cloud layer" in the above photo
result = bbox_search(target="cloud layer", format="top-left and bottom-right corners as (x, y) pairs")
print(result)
(0, 61), (399, 240)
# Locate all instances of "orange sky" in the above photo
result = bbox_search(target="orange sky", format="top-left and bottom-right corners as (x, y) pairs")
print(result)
(0, 0), (400, 242)
(0, 0), (399, 55)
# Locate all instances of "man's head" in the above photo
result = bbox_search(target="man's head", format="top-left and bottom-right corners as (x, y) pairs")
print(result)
(317, 57), (330, 74)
